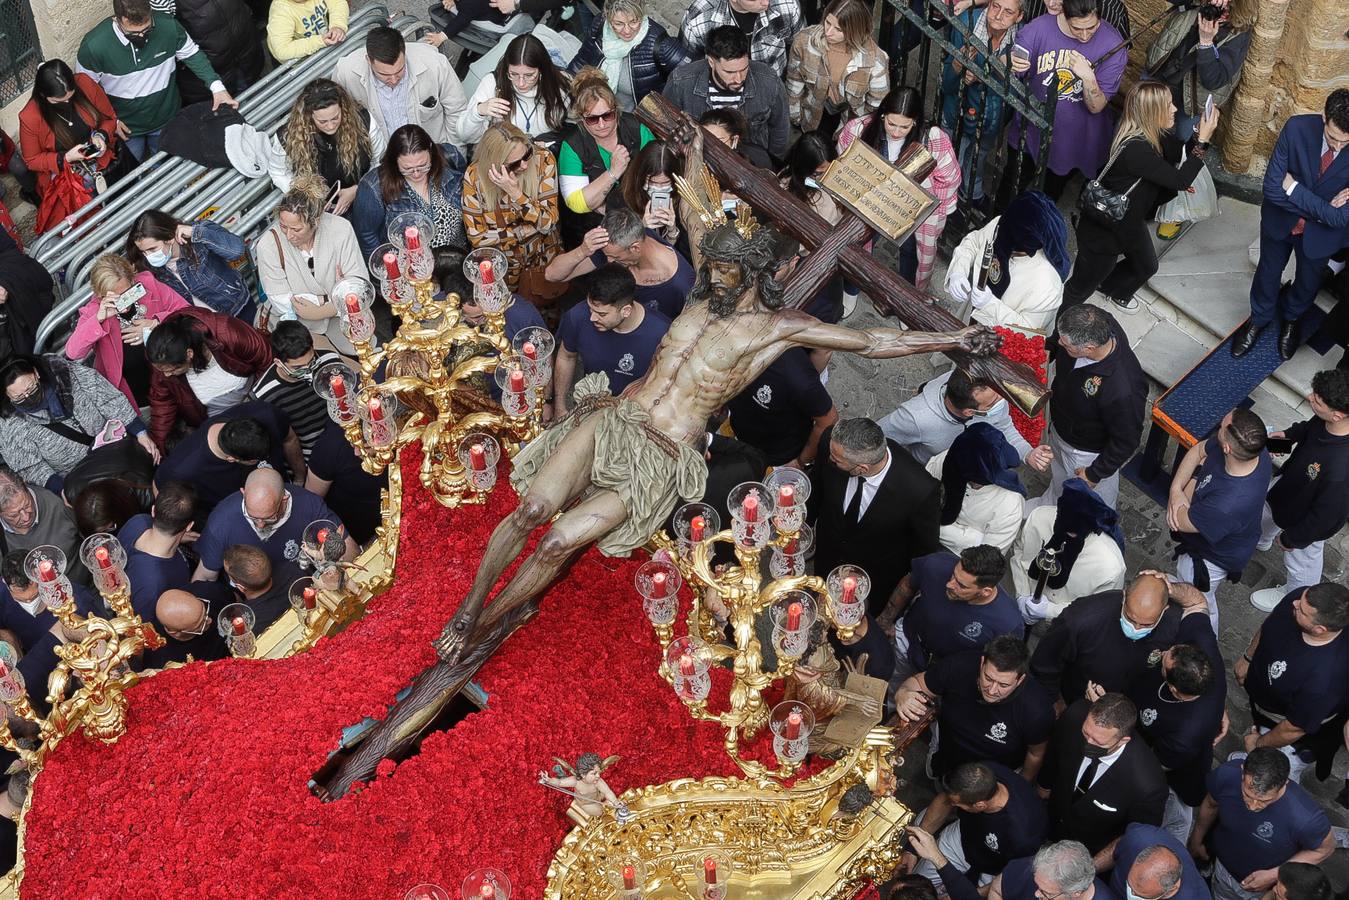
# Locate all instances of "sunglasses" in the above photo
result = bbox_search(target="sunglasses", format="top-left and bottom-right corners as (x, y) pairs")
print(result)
(507, 145), (534, 173)
(582, 109), (617, 126)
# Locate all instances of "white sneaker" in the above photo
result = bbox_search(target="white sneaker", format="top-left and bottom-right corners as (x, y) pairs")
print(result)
(842, 289), (859, 319)
(1256, 538), (1273, 551)
(1250, 586), (1288, 613)
(1112, 295), (1141, 314)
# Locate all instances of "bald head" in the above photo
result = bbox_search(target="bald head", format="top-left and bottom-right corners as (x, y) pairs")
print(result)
(243, 468), (286, 526)
(1124, 575), (1168, 624)
(156, 589), (209, 639)
(1128, 846), (1182, 900)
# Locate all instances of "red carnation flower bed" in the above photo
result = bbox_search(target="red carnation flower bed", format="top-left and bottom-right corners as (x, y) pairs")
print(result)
(21, 448), (821, 898)
(994, 327), (1048, 446)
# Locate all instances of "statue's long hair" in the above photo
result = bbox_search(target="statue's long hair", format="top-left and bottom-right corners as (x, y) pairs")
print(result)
(692, 224), (788, 311)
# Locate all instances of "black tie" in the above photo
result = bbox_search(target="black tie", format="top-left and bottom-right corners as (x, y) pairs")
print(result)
(844, 475), (865, 529)
(1075, 757), (1100, 796)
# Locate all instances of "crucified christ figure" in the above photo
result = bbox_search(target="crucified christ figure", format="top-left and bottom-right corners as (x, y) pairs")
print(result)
(318, 121), (1002, 799)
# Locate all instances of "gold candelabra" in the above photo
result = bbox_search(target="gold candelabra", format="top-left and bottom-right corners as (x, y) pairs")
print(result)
(320, 218), (552, 508)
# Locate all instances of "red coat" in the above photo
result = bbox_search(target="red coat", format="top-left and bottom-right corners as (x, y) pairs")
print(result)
(18, 73), (120, 190)
(148, 307), (272, 449)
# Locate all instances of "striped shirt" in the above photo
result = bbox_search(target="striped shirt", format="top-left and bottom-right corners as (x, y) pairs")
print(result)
(706, 83), (744, 109)
(252, 351), (341, 460)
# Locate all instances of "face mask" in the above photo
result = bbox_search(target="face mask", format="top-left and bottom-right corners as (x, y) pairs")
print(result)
(1082, 740), (1114, 759)
(144, 248), (171, 267)
(125, 28), (152, 48)
(804, 176), (822, 190)
(1119, 614), (1155, 641)
(15, 390), (44, 412)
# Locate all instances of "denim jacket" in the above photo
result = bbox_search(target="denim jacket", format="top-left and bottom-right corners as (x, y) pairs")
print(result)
(939, 14), (1017, 144)
(148, 220), (251, 316)
(352, 143), (467, 261)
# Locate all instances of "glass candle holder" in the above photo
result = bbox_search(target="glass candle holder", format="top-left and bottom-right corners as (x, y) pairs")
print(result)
(389, 212), (435, 281)
(461, 869), (511, 900)
(357, 387), (401, 449)
(23, 545), (73, 612)
(405, 885), (450, 900)
(370, 242), (417, 308)
(334, 276), (377, 344)
(698, 853), (732, 900)
(769, 523), (813, 579)
(464, 247), (512, 314)
(766, 467), (811, 533)
(672, 503), (720, 554)
(289, 576), (320, 617)
(510, 326), (555, 388)
(218, 603), (257, 658)
(314, 361), (360, 425)
(80, 532), (129, 596)
(769, 700), (814, 765)
(0, 657), (25, 704)
(727, 482), (774, 549)
(301, 519), (345, 571)
(493, 364), (532, 418)
(635, 559), (681, 626)
(826, 565), (870, 629)
(665, 636), (711, 703)
(457, 434), (501, 492)
(770, 591), (816, 660)
(608, 858), (645, 897)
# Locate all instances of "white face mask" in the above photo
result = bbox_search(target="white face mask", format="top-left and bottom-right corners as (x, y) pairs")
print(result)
(144, 248), (172, 267)
(804, 176), (822, 190)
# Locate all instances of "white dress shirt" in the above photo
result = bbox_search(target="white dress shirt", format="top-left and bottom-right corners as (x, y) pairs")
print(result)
(841, 449), (893, 520)
(1074, 740), (1127, 790)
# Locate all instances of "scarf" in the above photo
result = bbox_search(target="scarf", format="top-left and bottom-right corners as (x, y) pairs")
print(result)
(1028, 477), (1125, 589)
(600, 17), (649, 96)
(939, 422), (1025, 526)
(989, 190), (1070, 299)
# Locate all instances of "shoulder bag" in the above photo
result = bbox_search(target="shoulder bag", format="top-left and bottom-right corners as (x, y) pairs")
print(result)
(1077, 139), (1141, 226)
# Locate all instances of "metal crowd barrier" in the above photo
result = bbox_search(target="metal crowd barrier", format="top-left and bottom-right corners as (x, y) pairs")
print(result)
(33, 9), (425, 353)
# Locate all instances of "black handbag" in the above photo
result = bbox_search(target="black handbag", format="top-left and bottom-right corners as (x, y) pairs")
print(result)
(1078, 139), (1141, 226)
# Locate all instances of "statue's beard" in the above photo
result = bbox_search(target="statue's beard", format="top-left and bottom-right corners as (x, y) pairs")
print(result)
(692, 264), (753, 318)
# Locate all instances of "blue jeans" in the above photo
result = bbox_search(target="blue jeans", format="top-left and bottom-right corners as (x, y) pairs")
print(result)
(1174, 113), (1200, 143)
(122, 130), (162, 163)
(957, 128), (1001, 202)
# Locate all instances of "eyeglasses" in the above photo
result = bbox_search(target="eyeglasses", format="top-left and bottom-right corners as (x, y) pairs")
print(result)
(582, 109), (617, 126)
(9, 378), (40, 407)
(279, 358), (318, 380)
(400, 163), (432, 177)
(507, 70), (539, 85)
(506, 145), (534, 173)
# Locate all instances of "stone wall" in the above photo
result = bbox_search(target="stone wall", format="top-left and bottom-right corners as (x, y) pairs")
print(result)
(0, 0), (111, 133)
(1122, 0), (1349, 176)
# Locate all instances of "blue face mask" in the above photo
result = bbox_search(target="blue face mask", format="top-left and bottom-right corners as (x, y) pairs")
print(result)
(1120, 614), (1155, 641)
(144, 248), (171, 267)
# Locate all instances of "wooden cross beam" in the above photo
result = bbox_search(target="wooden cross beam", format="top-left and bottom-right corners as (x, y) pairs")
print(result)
(637, 93), (1050, 417)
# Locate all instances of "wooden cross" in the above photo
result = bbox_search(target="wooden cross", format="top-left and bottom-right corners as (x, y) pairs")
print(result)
(637, 93), (1049, 416)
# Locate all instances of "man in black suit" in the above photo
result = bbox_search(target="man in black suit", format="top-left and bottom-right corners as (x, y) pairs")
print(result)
(1037, 693), (1168, 867)
(807, 417), (941, 617)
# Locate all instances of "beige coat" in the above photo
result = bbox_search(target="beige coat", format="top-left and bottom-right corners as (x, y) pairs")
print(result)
(784, 26), (888, 135)
(333, 42), (468, 150)
(255, 212), (369, 353)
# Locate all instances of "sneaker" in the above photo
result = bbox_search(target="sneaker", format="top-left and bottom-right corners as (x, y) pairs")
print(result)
(1112, 295), (1141, 314)
(1250, 586), (1288, 613)
(1157, 222), (1183, 241)
(1256, 537), (1274, 551)
(842, 289), (859, 319)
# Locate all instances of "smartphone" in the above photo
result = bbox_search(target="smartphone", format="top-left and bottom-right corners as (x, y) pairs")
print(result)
(648, 185), (672, 212)
(1266, 437), (1295, 455)
(115, 281), (147, 316)
(1011, 44), (1030, 66)
(324, 180), (342, 210)
(1204, 93), (1215, 119)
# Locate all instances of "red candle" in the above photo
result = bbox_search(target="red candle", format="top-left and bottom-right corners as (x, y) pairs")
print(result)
(785, 710), (802, 740)
(38, 559), (55, 583)
(231, 616), (246, 636)
(678, 654), (696, 677)
(690, 515), (705, 541)
(479, 884), (495, 899)
(404, 225), (421, 251)
(508, 367), (526, 393)
(382, 251), (400, 281)
(316, 528), (329, 546)
(522, 341), (537, 361)
(652, 571), (668, 597)
(367, 396), (384, 423)
(785, 601), (802, 630)
(329, 373), (347, 400)
(302, 586), (317, 609)
(704, 857), (718, 885)
(344, 293), (361, 315)
(741, 493), (759, 524)
(783, 538), (799, 555)
(777, 484), (795, 507)
(469, 443), (487, 472)
(479, 258), (495, 285)
(842, 576), (857, 604)
(94, 546), (113, 570)
(622, 865), (636, 889)
(0, 660), (8, 680)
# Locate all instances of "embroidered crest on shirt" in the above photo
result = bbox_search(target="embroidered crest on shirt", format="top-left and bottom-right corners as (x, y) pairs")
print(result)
(984, 832), (1000, 851)
(961, 621), (985, 641)
(988, 722), (1008, 741)
(617, 353), (636, 374)
(1307, 462), (1321, 480)
(1256, 821), (1275, 841)
(1083, 375), (1101, 397)
(1140, 708), (1157, 726)
(1268, 660), (1287, 681)
(284, 539), (300, 561)
(754, 384), (773, 408)
(988, 258), (1003, 285)
(1197, 474), (1212, 492)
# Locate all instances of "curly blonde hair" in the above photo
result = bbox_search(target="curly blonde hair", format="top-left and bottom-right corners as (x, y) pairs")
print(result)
(276, 174), (329, 229)
(282, 79), (372, 187)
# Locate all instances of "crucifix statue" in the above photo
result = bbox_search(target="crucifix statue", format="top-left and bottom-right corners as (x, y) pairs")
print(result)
(316, 106), (1038, 800)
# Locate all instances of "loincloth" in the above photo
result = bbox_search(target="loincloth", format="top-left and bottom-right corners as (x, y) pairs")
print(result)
(510, 372), (708, 557)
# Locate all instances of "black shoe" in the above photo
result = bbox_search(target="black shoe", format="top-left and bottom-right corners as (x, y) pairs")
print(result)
(1231, 320), (1263, 358)
(1278, 320), (1301, 360)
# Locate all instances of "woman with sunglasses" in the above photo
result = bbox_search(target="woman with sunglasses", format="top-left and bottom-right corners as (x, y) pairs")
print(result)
(568, 0), (688, 112)
(461, 122), (561, 309)
(257, 174), (369, 359)
(352, 124), (468, 262)
(65, 253), (187, 408)
(458, 35), (569, 149)
(557, 67), (653, 247)
(126, 209), (255, 324)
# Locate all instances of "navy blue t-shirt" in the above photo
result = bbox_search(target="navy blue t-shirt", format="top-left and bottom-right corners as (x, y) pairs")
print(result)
(956, 760), (1049, 877)
(195, 486), (342, 574)
(1002, 857), (1119, 900)
(307, 420), (386, 544)
(557, 302), (670, 396)
(153, 401), (292, 515)
(1110, 824), (1209, 900)
(589, 238), (694, 320)
(0, 581), (97, 652)
(727, 348), (832, 465)
(1207, 759), (1330, 880)
(1185, 437), (1271, 573)
(1128, 612), (1226, 769)
(902, 551), (1023, 670)
(924, 649), (1055, 775)
(117, 513), (192, 622)
(827, 615), (895, 681)
(1246, 590), (1349, 735)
